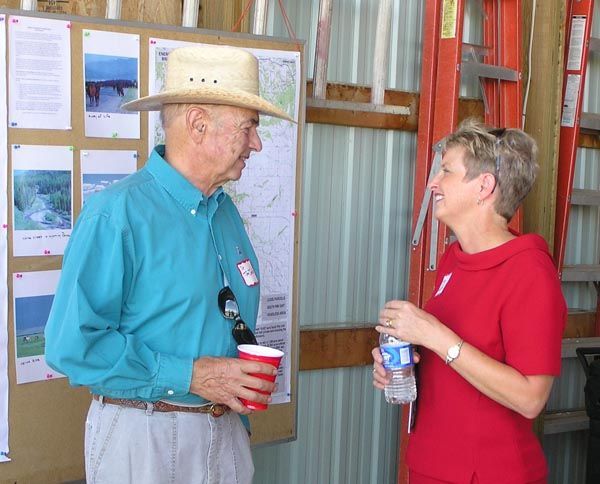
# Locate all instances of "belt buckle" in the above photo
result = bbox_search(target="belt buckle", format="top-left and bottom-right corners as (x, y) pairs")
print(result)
(209, 403), (226, 417)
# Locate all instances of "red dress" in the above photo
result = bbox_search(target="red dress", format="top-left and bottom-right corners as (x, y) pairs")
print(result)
(406, 234), (566, 483)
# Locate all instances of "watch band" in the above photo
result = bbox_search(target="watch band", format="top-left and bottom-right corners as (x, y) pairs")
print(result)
(445, 339), (464, 365)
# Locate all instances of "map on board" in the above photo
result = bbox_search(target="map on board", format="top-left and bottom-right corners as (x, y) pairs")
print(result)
(148, 38), (301, 404)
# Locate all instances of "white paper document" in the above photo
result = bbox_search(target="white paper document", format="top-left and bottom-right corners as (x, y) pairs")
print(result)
(0, 13), (11, 464)
(8, 15), (71, 130)
(83, 30), (140, 139)
(12, 270), (64, 384)
(80, 150), (138, 207)
(11, 144), (73, 257)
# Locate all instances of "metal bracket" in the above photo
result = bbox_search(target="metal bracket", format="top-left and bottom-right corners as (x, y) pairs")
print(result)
(411, 141), (443, 270)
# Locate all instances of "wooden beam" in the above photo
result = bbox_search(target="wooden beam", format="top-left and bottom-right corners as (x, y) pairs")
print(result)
(299, 326), (378, 370)
(564, 310), (597, 338)
(579, 131), (600, 150)
(521, 0), (567, 248)
(306, 81), (483, 131)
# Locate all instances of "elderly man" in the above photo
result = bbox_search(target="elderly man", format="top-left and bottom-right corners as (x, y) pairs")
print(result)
(45, 45), (293, 484)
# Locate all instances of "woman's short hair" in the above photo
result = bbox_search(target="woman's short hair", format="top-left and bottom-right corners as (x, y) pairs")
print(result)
(441, 118), (539, 221)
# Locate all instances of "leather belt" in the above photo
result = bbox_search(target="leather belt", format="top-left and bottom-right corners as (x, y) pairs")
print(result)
(93, 395), (229, 417)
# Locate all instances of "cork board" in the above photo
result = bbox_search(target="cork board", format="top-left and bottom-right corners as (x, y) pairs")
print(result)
(1, 8), (303, 483)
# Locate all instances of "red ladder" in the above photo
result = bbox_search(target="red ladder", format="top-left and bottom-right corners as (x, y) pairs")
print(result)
(401, 1), (523, 482)
(554, 0), (600, 336)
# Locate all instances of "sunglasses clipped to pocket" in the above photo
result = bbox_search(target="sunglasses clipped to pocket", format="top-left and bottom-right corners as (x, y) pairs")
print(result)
(218, 286), (258, 346)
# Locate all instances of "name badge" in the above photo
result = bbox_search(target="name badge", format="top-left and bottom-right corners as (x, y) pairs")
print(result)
(434, 272), (452, 297)
(237, 259), (259, 286)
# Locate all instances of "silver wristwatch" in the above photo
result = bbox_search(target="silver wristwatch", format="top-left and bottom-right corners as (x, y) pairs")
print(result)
(445, 340), (464, 365)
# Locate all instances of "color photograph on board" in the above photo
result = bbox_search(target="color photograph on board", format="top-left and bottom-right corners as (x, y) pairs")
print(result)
(13, 170), (71, 230)
(12, 270), (64, 384)
(84, 54), (138, 115)
(80, 149), (137, 207)
(82, 30), (140, 139)
(11, 145), (73, 257)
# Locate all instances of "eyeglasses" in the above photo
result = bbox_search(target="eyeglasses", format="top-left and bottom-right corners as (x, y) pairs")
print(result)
(488, 128), (506, 173)
(218, 286), (258, 345)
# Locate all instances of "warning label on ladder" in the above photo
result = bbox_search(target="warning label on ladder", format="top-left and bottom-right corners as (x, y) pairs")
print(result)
(441, 0), (457, 39)
(566, 16), (587, 71)
(561, 74), (581, 128)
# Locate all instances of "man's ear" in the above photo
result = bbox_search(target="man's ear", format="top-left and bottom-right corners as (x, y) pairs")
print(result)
(186, 106), (209, 141)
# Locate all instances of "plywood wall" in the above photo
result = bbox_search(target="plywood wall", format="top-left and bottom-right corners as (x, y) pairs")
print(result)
(0, 1), (21, 10)
(121, 0), (182, 26)
(200, 0), (250, 32)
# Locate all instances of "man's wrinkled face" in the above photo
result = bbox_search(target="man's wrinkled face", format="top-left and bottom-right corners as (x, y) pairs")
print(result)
(203, 106), (262, 185)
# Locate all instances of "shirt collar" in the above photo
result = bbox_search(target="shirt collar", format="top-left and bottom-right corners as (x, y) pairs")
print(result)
(145, 145), (225, 211)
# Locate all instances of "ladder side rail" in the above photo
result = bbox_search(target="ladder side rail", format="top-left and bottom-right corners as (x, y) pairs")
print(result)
(403, 4), (448, 484)
(482, 0), (500, 126)
(404, 3), (445, 480)
(408, 0), (443, 309)
(498, 0), (524, 231)
(554, 0), (595, 271)
(420, 1), (467, 303)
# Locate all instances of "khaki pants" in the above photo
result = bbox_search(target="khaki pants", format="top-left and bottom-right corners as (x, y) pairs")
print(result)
(85, 399), (254, 484)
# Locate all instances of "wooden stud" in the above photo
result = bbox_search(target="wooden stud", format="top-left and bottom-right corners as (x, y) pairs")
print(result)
(521, 0), (567, 248)
(370, 0), (392, 104)
(312, 0), (333, 99)
(252, 0), (268, 36)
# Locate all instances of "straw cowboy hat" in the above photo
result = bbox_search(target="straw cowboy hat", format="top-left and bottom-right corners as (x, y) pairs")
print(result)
(122, 45), (294, 122)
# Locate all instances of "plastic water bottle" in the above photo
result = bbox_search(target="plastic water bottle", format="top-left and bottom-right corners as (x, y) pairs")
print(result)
(379, 332), (417, 404)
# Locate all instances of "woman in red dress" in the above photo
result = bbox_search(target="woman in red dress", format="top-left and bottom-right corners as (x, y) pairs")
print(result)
(372, 119), (566, 484)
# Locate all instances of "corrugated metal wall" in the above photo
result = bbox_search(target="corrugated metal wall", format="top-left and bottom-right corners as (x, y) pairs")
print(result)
(546, 4), (600, 484)
(252, 1), (599, 483)
(254, 1), (422, 483)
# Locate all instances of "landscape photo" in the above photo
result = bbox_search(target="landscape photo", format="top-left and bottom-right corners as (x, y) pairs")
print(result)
(82, 173), (128, 204)
(13, 170), (71, 230)
(14, 294), (54, 358)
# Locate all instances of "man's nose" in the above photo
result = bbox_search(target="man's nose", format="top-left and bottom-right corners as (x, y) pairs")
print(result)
(250, 128), (262, 152)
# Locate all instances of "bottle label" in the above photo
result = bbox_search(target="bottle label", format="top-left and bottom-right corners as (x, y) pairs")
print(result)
(380, 342), (413, 370)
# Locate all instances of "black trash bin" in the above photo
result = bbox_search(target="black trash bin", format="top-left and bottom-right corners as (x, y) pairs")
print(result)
(576, 347), (600, 484)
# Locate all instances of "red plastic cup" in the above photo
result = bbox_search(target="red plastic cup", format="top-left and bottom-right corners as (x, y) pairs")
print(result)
(237, 344), (284, 411)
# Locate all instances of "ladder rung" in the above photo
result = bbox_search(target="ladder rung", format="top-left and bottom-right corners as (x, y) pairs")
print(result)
(571, 188), (600, 206)
(462, 42), (490, 56)
(460, 61), (519, 82)
(561, 264), (600, 281)
(561, 336), (600, 358)
(590, 37), (600, 54)
(580, 112), (600, 131)
(544, 410), (588, 434)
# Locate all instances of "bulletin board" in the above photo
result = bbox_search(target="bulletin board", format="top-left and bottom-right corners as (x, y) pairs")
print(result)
(0, 8), (304, 483)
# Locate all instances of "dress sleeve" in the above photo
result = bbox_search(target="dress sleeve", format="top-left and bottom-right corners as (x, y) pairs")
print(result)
(44, 212), (193, 399)
(500, 252), (566, 376)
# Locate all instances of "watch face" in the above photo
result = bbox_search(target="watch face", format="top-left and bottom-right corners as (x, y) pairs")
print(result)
(448, 346), (459, 358)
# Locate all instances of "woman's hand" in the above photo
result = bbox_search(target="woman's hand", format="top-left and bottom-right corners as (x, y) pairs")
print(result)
(371, 346), (420, 390)
(375, 300), (445, 349)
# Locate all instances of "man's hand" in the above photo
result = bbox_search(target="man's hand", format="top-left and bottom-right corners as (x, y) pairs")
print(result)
(190, 356), (277, 414)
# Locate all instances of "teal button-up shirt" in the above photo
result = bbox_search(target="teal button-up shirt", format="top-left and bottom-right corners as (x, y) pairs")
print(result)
(45, 146), (260, 405)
